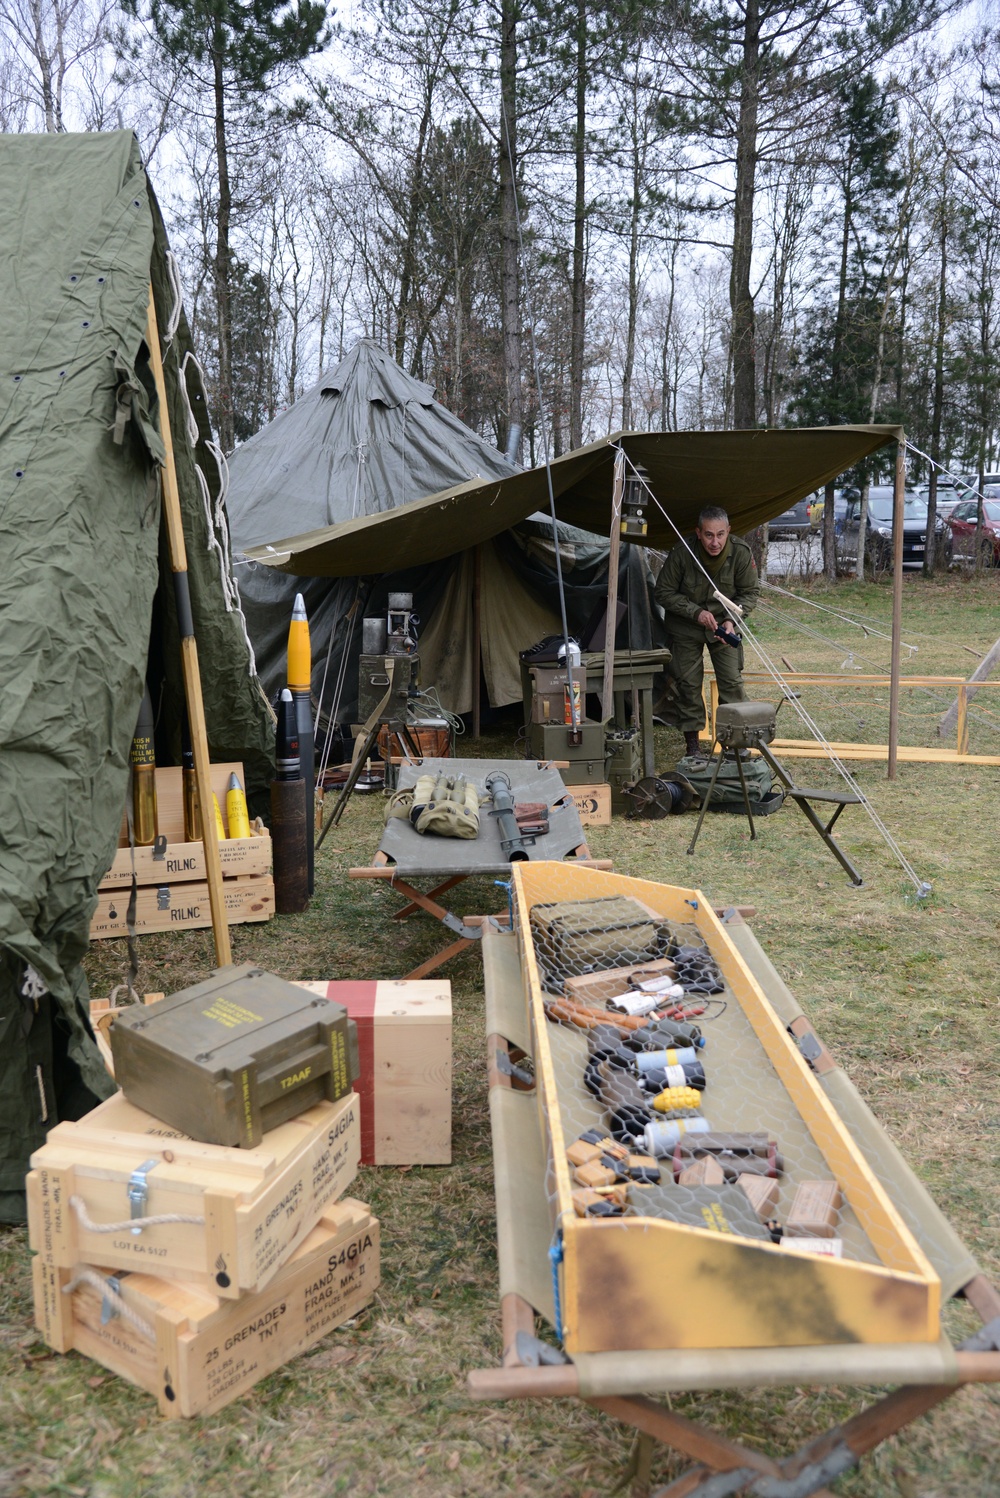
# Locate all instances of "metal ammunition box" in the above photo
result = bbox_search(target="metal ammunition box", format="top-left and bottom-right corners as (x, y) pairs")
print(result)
(715, 700), (777, 748)
(110, 965), (359, 1148)
(358, 652), (418, 723)
(604, 727), (643, 812)
(528, 719), (606, 768)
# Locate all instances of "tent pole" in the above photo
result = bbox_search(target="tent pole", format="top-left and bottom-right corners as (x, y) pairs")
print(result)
(888, 437), (905, 781)
(146, 286), (233, 968)
(601, 451), (625, 721)
(472, 545), (482, 739)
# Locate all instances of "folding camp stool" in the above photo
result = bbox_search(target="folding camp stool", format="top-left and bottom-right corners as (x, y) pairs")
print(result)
(686, 701), (864, 886)
(472, 923), (1000, 1498)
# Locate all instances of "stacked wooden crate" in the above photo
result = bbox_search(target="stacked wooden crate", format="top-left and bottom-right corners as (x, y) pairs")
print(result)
(28, 995), (380, 1416)
(91, 762), (274, 938)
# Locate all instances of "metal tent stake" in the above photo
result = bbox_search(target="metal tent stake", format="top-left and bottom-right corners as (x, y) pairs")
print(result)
(146, 285), (233, 969)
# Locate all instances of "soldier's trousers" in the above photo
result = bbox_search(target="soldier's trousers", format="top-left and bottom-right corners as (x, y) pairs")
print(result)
(667, 631), (747, 732)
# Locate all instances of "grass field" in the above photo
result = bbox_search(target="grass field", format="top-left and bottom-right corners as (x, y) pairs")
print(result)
(1, 574), (999, 1498)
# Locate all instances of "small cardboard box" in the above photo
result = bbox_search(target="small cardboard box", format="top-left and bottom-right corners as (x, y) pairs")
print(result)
(33, 1197), (379, 1418)
(565, 784), (612, 826)
(27, 1091), (360, 1298)
(294, 980), (451, 1166)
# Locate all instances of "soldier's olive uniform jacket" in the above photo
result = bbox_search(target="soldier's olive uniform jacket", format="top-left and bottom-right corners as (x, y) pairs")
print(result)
(654, 535), (760, 637)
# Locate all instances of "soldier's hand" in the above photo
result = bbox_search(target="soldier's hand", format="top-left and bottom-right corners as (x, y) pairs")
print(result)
(696, 609), (717, 631)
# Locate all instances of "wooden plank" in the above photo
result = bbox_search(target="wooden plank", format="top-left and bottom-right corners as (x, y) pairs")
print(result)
(89, 875), (274, 939)
(33, 1198), (378, 1418)
(768, 741), (1000, 766)
(27, 1091), (360, 1297)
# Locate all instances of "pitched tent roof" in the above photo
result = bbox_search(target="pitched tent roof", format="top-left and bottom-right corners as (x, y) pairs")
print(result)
(227, 338), (519, 553)
(243, 424), (902, 577)
(0, 130), (274, 1219)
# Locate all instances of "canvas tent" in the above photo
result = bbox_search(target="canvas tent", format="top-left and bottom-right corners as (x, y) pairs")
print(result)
(0, 131), (274, 1220)
(230, 343), (658, 720)
(231, 339), (900, 722)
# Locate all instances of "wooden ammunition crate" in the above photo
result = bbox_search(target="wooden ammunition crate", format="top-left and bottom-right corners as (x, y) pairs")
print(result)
(27, 1091), (359, 1298)
(93, 762), (274, 940)
(294, 980), (451, 1166)
(513, 862), (941, 1355)
(90, 875), (274, 938)
(33, 1197), (379, 1418)
(565, 784), (612, 826)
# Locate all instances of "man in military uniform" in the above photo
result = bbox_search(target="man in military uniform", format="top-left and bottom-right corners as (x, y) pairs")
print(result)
(654, 507), (760, 759)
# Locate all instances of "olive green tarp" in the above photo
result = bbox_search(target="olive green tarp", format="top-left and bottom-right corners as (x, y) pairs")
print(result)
(243, 425), (903, 579)
(0, 131), (274, 1221)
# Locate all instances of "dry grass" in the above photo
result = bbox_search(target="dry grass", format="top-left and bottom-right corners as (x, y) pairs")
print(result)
(1, 574), (999, 1497)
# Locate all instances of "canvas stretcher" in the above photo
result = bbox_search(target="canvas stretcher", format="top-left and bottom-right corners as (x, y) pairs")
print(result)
(469, 899), (1000, 1497)
(348, 759), (611, 979)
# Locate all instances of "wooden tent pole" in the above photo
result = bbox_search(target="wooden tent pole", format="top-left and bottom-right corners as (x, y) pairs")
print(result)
(146, 286), (233, 968)
(888, 438), (905, 780)
(601, 450), (625, 721)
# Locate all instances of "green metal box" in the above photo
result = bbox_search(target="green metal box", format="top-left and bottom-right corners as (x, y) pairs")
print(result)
(528, 718), (606, 782)
(110, 964), (360, 1148)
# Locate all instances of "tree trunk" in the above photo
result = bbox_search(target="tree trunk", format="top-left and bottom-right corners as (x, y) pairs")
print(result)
(729, 0), (759, 429)
(925, 173), (947, 576)
(212, 41), (234, 453)
(823, 478), (836, 579)
(499, 0), (523, 461)
(395, 88), (433, 371)
(569, 0), (587, 449)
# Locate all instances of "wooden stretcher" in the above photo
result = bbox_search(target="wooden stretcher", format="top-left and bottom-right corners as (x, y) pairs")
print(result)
(348, 759), (611, 980)
(469, 874), (1000, 1497)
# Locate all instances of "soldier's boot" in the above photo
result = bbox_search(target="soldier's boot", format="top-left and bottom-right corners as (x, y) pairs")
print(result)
(684, 730), (703, 758)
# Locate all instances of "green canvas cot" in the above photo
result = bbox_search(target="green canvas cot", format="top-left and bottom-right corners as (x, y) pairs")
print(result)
(0, 130), (275, 1221)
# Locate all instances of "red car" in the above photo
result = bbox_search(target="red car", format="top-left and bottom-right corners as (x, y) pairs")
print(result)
(947, 495), (1000, 565)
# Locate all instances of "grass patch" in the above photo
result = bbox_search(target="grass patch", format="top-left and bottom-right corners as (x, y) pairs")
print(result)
(1, 575), (998, 1495)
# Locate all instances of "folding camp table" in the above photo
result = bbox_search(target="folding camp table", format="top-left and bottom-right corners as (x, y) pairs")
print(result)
(348, 759), (611, 980)
(471, 913), (1000, 1497)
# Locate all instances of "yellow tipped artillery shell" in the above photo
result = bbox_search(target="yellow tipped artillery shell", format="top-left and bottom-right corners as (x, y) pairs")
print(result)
(652, 1086), (702, 1114)
(287, 593), (311, 691)
(226, 772), (251, 840)
(212, 792), (227, 840)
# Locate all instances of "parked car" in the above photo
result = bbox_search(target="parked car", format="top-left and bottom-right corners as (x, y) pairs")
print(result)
(768, 497), (813, 536)
(946, 494), (1000, 565)
(808, 489), (850, 529)
(836, 487), (953, 571)
(913, 479), (967, 521)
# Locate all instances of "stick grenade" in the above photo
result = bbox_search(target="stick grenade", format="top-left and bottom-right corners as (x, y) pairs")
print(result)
(145, 286), (232, 967)
(288, 593), (315, 895)
(271, 689), (308, 914)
